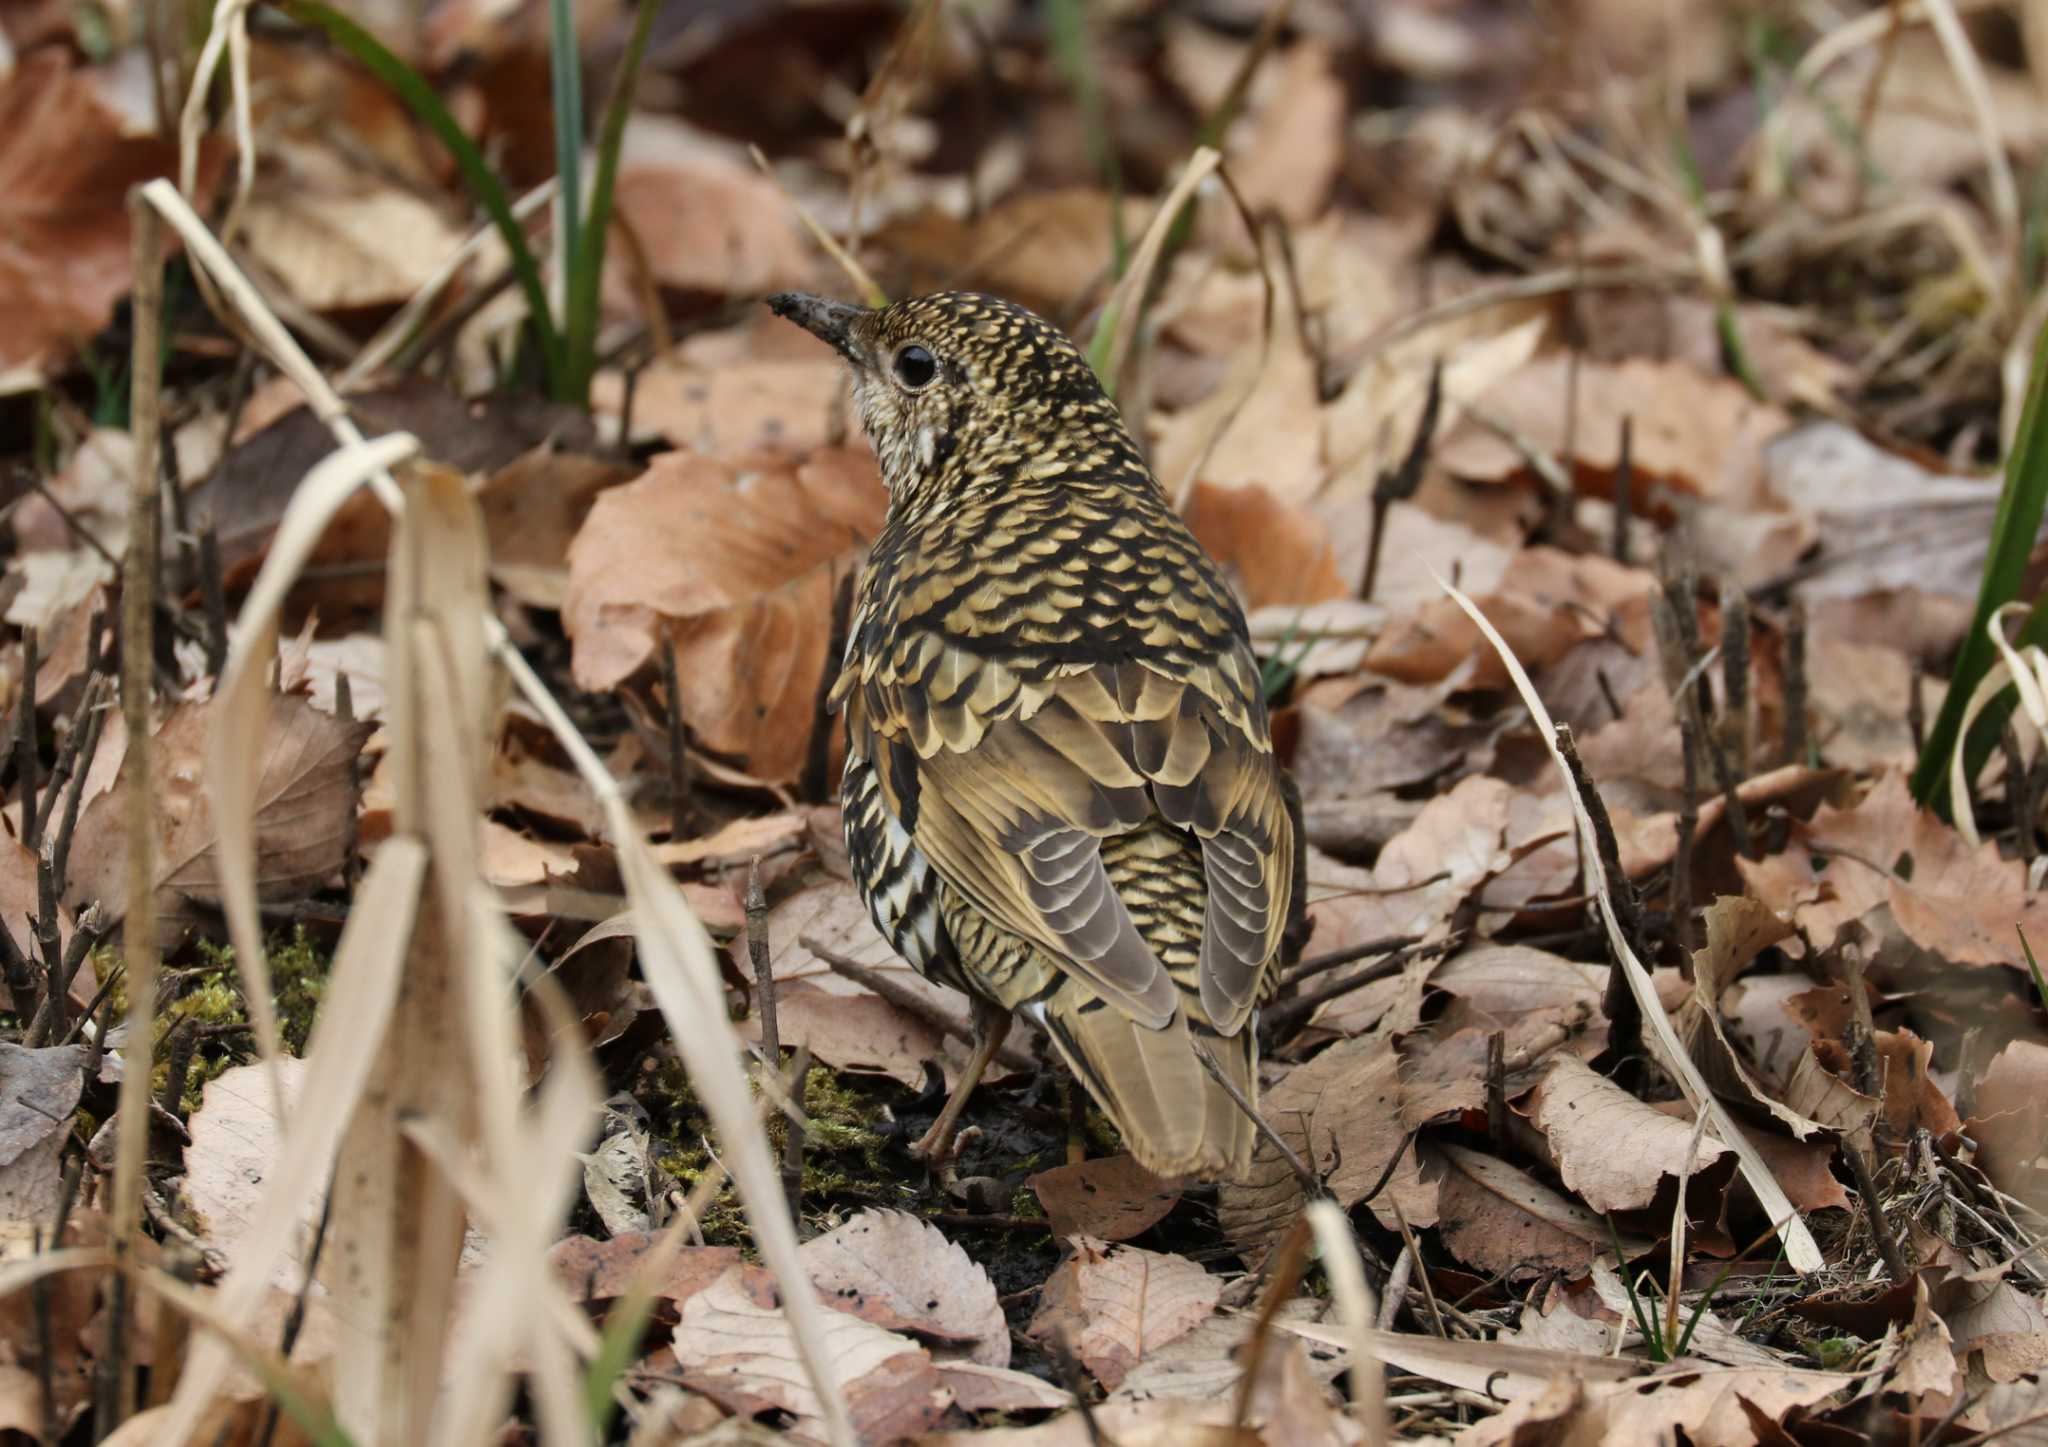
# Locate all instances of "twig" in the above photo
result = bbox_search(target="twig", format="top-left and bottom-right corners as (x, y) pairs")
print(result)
(1674, 703), (1703, 955)
(198, 523), (229, 684)
(1611, 416), (1633, 564)
(805, 937), (1038, 1072)
(661, 633), (689, 840)
(746, 858), (779, 1075)
(1909, 656), (1928, 759)
(17, 627), (39, 850)
(21, 473), (121, 572)
(1561, 723), (1650, 1047)
(1191, 1039), (1321, 1199)
(1842, 1135), (1910, 1284)
(1376, 1244), (1413, 1332)
(1232, 1217), (1312, 1429)
(1783, 602), (1808, 767)
(1361, 361), (1442, 602)
(1484, 1031), (1507, 1148)
(781, 1042), (811, 1224)
(1045, 1331), (1103, 1447)
(1390, 1200), (1447, 1338)
(1720, 582), (1751, 777)
(1281, 932), (1421, 988)
(2004, 727), (2038, 861)
(1260, 934), (1462, 1035)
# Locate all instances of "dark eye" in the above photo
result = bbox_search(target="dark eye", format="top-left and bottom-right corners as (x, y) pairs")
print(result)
(893, 344), (937, 391)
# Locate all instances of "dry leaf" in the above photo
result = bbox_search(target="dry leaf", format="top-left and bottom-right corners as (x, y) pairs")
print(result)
(1432, 1141), (1612, 1279)
(0, 1043), (84, 1220)
(0, 52), (194, 385)
(610, 116), (816, 300)
(1026, 1237), (1221, 1390)
(68, 692), (373, 938)
(1182, 482), (1351, 609)
(669, 1264), (952, 1444)
(180, 1059), (316, 1289)
(1739, 771), (2048, 967)
(800, 1209), (1008, 1366)
(1522, 1054), (1728, 1213)
(1028, 1155), (1183, 1243)
(562, 448), (887, 783)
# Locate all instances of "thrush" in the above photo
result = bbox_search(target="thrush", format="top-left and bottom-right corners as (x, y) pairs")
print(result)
(767, 289), (1305, 1182)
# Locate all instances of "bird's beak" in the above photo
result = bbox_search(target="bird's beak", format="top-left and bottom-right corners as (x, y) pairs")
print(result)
(766, 292), (866, 364)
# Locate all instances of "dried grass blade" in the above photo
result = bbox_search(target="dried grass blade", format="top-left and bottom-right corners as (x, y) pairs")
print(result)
(1089, 144), (1220, 389)
(1433, 571), (1826, 1274)
(206, 430), (421, 1127)
(1307, 1198), (1387, 1440)
(493, 634), (856, 1447)
(155, 837), (426, 1444)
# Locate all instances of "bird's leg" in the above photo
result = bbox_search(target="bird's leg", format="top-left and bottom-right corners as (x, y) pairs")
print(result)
(910, 996), (1012, 1165)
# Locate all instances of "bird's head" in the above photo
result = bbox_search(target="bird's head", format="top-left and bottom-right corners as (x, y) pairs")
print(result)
(766, 289), (1136, 500)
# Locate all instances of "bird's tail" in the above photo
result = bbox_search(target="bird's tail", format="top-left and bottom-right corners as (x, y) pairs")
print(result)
(1038, 982), (1258, 1183)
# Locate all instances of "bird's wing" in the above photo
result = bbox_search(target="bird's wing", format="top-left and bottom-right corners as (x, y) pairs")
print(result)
(860, 638), (1293, 1034)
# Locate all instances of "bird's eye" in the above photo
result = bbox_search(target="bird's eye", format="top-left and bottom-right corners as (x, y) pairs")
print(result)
(893, 344), (938, 391)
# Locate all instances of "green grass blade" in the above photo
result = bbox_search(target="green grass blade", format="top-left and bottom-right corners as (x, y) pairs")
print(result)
(1912, 317), (2048, 810)
(564, 0), (658, 403)
(582, 1281), (664, 1435)
(281, 0), (566, 390)
(1606, 1214), (1666, 1361)
(1046, 0), (1126, 274)
(549, 0), (584, 354)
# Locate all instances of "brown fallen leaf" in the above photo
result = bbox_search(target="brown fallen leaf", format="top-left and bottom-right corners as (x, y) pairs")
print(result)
(1434, 354), (1793, 509)
(476, 447), (635, 611)
(0, 1043), (85, 1220)
(1026, 1237), (1221, 1391)
(1432, 1141), (1614, 1279)
(1181, 481), (1351, 609)
(0, 52), (204, 385)
(1521, 1054), (1729, 1214)
(179, 1059), (315, 1289)
(609, 115), (817, 302)
(548, 1233), (741, 1307)
(1968, 1039), (2048, 1201)
(1675, 896), (1827, 1142)
(1218, 1029), (1435, 1261)
(1739, 770), (2048, 968)
(871, 188), (1154, 316)
(669, 1263), (952, 1444)
(799, 1209), (1008, 1367)
(1028, 1155), (1183, 1243)
(68, 692), (373, 941)
(562, 448), (887, 783)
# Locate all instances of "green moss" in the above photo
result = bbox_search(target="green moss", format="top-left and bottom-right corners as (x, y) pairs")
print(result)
(154, 928), (332, 1112)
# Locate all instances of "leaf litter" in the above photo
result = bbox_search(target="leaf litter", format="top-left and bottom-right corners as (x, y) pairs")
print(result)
(12, 2), (2048, 1445)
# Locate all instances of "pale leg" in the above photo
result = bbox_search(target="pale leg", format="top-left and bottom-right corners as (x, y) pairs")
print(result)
(910, 996), (1013, 1164)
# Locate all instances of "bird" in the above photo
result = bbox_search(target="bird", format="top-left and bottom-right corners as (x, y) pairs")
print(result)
(767, 288), (1305, 1183)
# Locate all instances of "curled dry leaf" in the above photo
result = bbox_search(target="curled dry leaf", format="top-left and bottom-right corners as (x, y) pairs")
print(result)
(1026, 1237), (1222, 1391)
(68, 692), (374, 940)
(1457, 1361), (1851, 1447)
(1521, 1054), (1728, 1214)
(669, 1263), (952, 1444)
(800, 1209), (1008, 1367)
(1675, 897), (1827, 1141)
(563, 448), (888, 784)
(609, 116), (817, 301)
(1028, 1155), (1183, 1243)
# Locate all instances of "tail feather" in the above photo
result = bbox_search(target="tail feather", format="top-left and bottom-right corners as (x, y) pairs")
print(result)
(1040, 987), (1258, 1182)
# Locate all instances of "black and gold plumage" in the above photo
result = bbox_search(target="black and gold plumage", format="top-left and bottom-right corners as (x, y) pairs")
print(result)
(768, 289), (1305, 1182)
